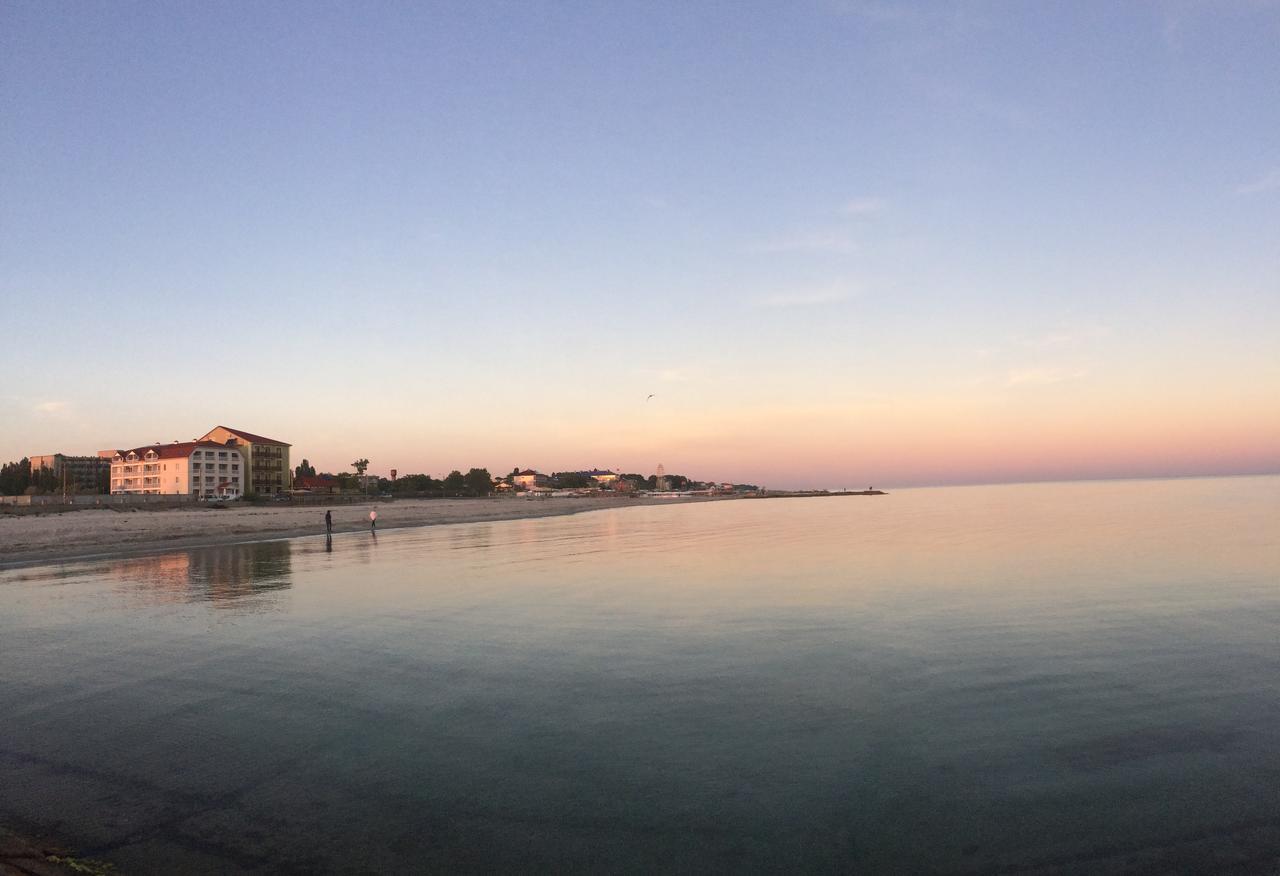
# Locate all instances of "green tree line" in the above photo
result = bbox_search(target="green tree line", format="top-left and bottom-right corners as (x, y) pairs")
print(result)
(0, 459), (69, 496)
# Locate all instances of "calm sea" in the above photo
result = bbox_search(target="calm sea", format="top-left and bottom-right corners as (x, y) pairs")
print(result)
(1, 477), (1278, 874)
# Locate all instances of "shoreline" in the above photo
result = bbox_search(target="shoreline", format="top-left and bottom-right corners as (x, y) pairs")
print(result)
(0, 826), (90, 875)
(0, 495), (748, 571)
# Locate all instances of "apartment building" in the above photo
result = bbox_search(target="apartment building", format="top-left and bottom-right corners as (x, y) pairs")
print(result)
(27, 453), (111, 492)
(109, 442), (245, 498)
(199, 426), (291, 495)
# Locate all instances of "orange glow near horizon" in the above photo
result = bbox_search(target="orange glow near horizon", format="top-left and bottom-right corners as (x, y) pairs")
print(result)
(287, 388), (1279, 488)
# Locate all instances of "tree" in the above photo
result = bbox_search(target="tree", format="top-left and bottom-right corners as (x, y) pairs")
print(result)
(295, 459), (316, 478)
(463, 468), (492, 497)
(553, 471), (592, 489)
(31, 465), (59, 495)
(391, 473), (438, 495)
(351, 458), (370, 495)
(443, 470), (465, 497)
(0, 458), (32, 496)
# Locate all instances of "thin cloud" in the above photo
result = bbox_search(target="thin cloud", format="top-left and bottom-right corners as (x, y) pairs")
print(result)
(760, 229), (859, 255)
(934, 83), (1033, 128)
(34, 400), (68, 414)
(1020, 325), (1112, 349)
(841, 197), (887, 216)
(635, 367), (692, 383)
(1236, 168), (1280, 195)
(828, 0), (922, 25)
(828, 0), (985, 31)
(1163, 0), (1280, 52)
(1006, 368), (1088, 387)
(755, 285), (853, 309)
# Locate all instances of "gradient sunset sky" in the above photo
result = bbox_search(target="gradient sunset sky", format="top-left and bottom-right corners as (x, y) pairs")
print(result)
(2, 2), (1277, 488)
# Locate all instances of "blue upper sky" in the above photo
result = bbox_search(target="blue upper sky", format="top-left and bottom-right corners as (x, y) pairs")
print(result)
(2, 2), (1277, 486)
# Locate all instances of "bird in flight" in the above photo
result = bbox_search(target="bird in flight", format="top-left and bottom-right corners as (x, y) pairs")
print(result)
(646, 394), (655, 401)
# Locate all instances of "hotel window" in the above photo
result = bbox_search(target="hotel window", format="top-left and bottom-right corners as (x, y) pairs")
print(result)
(219, 464), (227, 471)
(218, 452), (227, 459)
(232, 464), (239, 471)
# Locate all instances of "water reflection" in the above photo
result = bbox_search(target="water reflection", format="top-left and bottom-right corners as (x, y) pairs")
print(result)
(0, 477), (1276, 873)
(107, 540), (293, 608)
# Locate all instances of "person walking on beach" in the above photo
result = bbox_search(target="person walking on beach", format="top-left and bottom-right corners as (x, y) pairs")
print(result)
(325, 509), (332, 535)
(369, 509), (377, 531)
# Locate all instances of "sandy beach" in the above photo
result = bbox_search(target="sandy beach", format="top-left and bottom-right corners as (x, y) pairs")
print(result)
(0, 495), (737, 569)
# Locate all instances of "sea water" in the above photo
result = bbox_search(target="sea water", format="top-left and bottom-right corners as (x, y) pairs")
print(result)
(1, 476), (1277, 873)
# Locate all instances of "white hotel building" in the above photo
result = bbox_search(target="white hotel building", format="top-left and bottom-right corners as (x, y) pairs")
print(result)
(110, 441), (245, 498)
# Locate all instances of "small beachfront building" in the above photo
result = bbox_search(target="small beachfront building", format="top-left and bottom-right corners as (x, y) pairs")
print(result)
(293, 474), (342, 494)
(110, 441), (245, 498)
(514, 469), (551, 489)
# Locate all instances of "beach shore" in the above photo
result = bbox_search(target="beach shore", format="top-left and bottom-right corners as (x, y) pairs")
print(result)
(0, 826), (88, 875)
(0, 495), (736, 569)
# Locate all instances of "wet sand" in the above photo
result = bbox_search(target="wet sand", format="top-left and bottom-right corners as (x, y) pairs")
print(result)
(0, 495), (734, 569)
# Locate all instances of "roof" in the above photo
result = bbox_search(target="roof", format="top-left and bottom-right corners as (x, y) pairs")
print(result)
(204, 426), (291, 446)
(581, 469), (616, 477)
(516, 469), (542, 476)
(116, 441), (231, 460)
(294, 475), (340, 489)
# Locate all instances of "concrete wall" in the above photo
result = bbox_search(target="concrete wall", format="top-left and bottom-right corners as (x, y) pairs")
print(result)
(1, 494), (198, 507)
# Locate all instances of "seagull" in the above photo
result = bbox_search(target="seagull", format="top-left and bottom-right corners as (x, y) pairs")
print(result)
(646, 394), (655, 401)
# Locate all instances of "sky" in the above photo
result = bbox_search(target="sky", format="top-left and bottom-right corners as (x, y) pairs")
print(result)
(2, 1), (1278, 488)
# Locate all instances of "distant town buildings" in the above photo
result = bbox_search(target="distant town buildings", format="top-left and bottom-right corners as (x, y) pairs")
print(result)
(199, 426), (291, 495)
(16, 425), (753, 501)
(28, 453), (111, 492)
(92, 424), (288, 499)
(514, 469), (551, 489)
(109, 441), (244, 498)
(294, 474), (341, 494)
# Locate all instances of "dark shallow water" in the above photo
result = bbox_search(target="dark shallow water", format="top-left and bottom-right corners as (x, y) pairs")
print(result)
(2, 477), (1278, 873)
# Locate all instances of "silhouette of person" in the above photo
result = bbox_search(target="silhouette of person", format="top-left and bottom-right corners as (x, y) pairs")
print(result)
(370, 509), (377, 531)
(325, 509), (332, 535)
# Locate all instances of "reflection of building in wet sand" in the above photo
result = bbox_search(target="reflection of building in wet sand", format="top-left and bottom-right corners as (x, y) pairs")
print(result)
(108, 541), (293, 607)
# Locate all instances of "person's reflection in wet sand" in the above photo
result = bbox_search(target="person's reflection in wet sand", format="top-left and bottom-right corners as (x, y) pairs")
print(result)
(325, 534), (333, 552)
